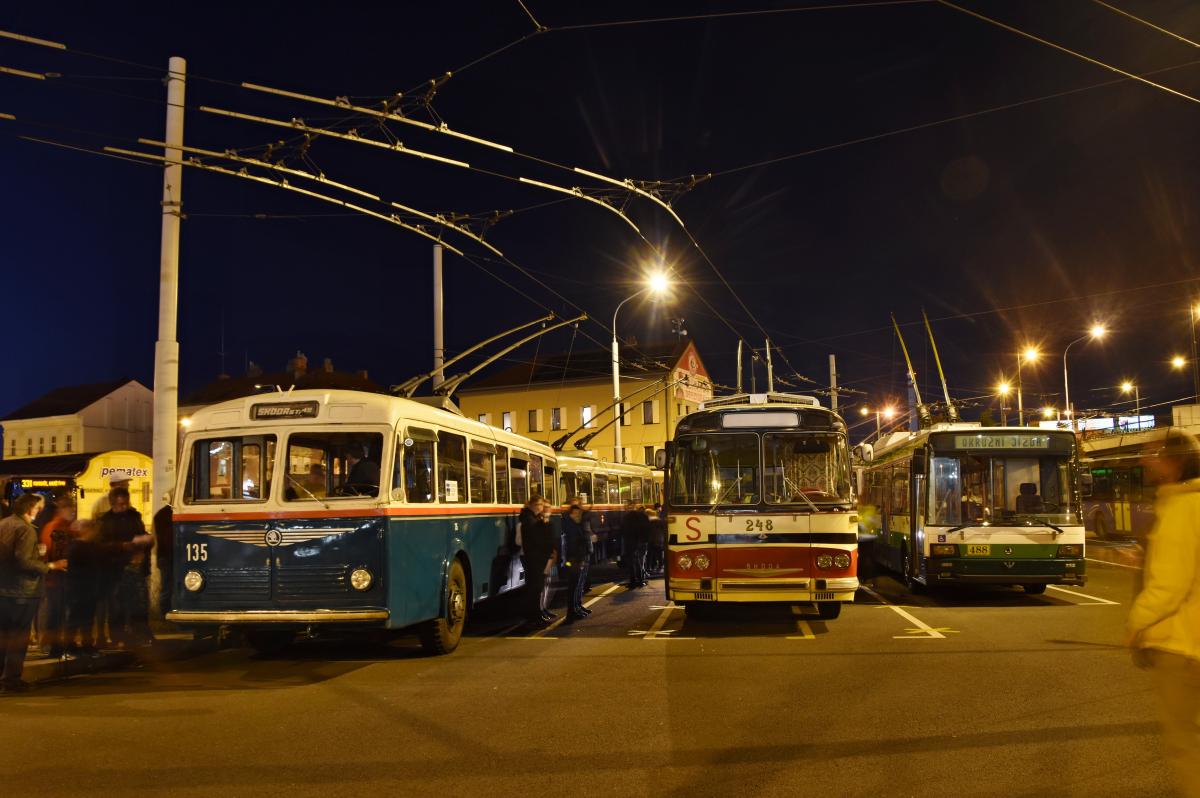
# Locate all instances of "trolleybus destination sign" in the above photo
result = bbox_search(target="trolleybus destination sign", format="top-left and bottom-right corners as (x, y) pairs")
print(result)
(952, 434), (1052, 450)
(251, 401), (320, 420)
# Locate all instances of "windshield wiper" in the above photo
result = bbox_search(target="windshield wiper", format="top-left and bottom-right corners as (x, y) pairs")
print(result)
(1017, 517), (1065, 535)
(286, 473), (330, 510)
(779, 474), (819, 513)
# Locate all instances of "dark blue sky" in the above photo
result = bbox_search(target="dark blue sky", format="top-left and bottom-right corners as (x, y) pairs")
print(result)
(3, 0), (1199, 424)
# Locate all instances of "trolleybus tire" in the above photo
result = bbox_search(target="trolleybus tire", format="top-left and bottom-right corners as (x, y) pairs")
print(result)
(816, 601), (842, 620)
(1023, 583), (1047, 595)
(419, 558), (468, 655)
(245, 629), (295, 655)
(1093, 514), (1114, 541)
(902, 548), (927, 594)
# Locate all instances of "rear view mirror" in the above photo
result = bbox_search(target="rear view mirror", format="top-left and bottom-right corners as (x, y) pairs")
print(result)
(912, 457), (927, 477)
(853, 443), (873, 463)
(1080, 472), (1094, 497)
(653, 448), (668, 469)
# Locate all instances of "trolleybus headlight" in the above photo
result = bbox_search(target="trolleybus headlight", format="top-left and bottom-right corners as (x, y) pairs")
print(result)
(350, 568), (373, 591)
(931, 544), (957, 557)
(816, 555), (833, 569)
(694, 553), (711, 571)
(832, 553), (851, 569)
(1056, 544), (1083, 557)
(677, 554), (693, 571)
(183, 570), (204, 592)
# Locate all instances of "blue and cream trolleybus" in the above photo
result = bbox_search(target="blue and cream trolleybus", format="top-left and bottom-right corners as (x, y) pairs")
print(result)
(858, 424), (1086, 593)
(168, 389), (561, 654)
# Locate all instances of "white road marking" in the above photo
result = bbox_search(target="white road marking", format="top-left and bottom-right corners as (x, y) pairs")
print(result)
(1085, 556), (1142, 570)
(859, 585), (946, 639)
(1046, 585), (1120, 605)
(644, 602), (678, 640)
(530, 582), (626, 638)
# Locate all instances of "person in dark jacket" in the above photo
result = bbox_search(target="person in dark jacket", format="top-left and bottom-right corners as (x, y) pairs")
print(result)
(621, 502), (651, 589)
(97, 488), (154, 647)
(561, 504), (593, 622)
(153, 505), (173, 617)
(519, 497), (558, 626)
(66, 519), (104, 657)
(0, 494), (66, 693)
(39, 497), (78, 659)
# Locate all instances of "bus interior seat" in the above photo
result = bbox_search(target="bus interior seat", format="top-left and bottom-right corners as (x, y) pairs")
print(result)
(1015, 482), (1044, 514)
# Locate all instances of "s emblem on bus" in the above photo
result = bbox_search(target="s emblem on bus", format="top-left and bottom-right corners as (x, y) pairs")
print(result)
(264, 528), (283, 547)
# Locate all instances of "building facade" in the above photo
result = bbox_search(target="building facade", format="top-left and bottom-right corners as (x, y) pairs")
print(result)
(456, 340), (713, 465)
(1, 378), (152, 460)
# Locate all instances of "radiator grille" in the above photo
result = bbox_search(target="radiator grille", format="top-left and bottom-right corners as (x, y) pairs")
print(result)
(204, 568), (270, 600)
(274, 565), (349, 597)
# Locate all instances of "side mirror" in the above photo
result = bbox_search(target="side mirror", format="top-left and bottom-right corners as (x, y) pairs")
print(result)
(653, 448), (668, 469)
(911, 456), (927, 477)
(1080, 472), (1094, 497)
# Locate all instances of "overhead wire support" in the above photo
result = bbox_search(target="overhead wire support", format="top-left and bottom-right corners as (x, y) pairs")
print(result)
(0, 64), (46, 80)
(103, 145), (466, 255)
(1089, 0), (1200, 48)
(0, 29), (66, 49)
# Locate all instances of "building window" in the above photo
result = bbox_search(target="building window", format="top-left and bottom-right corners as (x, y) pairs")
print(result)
(477, 413), (491, 426)
(551, 407), (563, 431)
(50, 436), (56, 454)
(642, 400), (660, 425)
(39, 437), (45, 454)
(501, 411), (513, 431)
(581, 405), (594, 428)
(527, 409), (543, 433)
(65, 434), (73, 453)
(9, 440), (14, 457)
(27, 439), (32, 455)
(644, 445), (655, 464)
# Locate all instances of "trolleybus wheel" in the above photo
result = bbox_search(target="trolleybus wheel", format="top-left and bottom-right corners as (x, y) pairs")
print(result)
(902, 548), (927, 594)
(245, 629), (295, 656)
(1094, 514), (1114, 541)
(816, 602), (842, 620)
(420, 558), (468, 655)
(1023, 583), (1047, 595)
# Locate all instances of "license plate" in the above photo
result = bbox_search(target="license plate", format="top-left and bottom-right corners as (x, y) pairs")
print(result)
(966, 544), (991, 556)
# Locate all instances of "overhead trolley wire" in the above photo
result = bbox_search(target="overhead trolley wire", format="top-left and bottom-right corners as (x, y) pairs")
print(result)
(1088, 0), (1200, 49)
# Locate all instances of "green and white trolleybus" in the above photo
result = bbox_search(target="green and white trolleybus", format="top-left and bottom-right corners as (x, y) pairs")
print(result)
(858, 424), (1086, 593)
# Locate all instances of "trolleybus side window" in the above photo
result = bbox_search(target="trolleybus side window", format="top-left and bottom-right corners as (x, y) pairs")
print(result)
(185, 435), (276, 502)
(437, 432), (467, 503)
(762, 432), (851, 504)
(592, 473), (608, 505)
(496, 445), (510, 504)
(891, 463), (910, 515)
(630, 476), (642, 503)
(529, 454), (545, 501)
(469, 441), (496, 504)
(544, 463), (557, 505)
(284, 432), (384, 500)
(392, 438), (405, 501)
(608, 475), (621, 505)
(511, 453), (529, 504)
(560, 471), (578, 503)
(404, 432), (436, 503)
(670, 433), (759, 505)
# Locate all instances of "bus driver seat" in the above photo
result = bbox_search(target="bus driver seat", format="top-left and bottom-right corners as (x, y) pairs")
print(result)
(1015, 482), (1044, 514)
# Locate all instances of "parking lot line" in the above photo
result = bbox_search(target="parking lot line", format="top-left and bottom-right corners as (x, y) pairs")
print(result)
(1046, 585), (1120, 605)
(527, 582), (626, 638)
(1085, 557), (1142, 570)
(644, 602), (680, 640)
(859, 585), (946, 639)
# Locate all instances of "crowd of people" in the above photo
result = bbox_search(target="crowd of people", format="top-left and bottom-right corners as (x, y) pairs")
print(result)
(0, 475), (162, 694)
(515, 496), (666, 629)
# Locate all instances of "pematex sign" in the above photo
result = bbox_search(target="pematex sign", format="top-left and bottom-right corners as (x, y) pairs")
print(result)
(251, 401), (320, 420)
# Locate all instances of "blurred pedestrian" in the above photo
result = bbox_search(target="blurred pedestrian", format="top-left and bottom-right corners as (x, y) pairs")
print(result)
(91, 473), (132, 520)
(561, 503), (592, 622)
(1127, 436), (1200, 798)
(646, 503), (667, 576)
(0, 494), (66, 694)
(65, 519), (103, 658)
(519, 496), (557, 627)
(153, 505), (173, 617)
(39, 497), (78, 659)
(622, 502), (650, 589)
(97, 487), (154, 647)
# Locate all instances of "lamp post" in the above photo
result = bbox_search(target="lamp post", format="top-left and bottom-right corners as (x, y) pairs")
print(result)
(1062, 324), (1106, 433)
(1016, 347), (1039, 426)
(1191, 303), (1200, 401)
(996, 382), (1011, 427)
(1119, 381), (1140, 430)
(611, 272), (669, 463)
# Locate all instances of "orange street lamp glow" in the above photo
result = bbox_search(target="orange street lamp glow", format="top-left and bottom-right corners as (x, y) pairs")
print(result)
(882, 407), (897, 420)
(1089, 324), (1107, 339)
(647, 271), (670, 296)
(1022, 347), (1040, 363)
(997, 382), (1011, 396)
(859, 406), (869, 416)
(1172, 355), (1187, 370)
(1042, 407), (1055, 419)
(1120, 381), (1134, 394)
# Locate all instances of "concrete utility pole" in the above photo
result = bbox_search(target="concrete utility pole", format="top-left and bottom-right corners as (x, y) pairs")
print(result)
(152, 56), (186, 515)
(828, 354), (838, 412)
(432, 243), (445, 391)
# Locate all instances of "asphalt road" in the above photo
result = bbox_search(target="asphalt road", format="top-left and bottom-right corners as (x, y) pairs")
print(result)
(0, 557), (1173, 798)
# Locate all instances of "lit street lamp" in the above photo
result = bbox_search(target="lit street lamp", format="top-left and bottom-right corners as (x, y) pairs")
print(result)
(1062, 324), (1106, 433)
(1016, 346), (1039, 426)
(996, 381), (1011, 426)
(1172, 354), (1188, 371)
(1120, 380), (1140, 421)
(862, 405), (896, 440)
(611, 272), (670, 462)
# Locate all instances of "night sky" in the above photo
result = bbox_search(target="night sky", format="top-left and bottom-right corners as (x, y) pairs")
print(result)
(3, 0), (1200, 428)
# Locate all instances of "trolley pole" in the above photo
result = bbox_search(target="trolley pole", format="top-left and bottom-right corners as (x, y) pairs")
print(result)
(152, 55), (186, 516)
(828, 354), (839, 412)
(432, 244), (444, 391)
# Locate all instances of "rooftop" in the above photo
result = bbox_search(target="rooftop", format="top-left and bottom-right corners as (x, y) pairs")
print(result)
(2, 378), (139, 422)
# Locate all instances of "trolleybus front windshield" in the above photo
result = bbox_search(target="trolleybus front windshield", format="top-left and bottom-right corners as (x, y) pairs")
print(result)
(670, 433), (759, 506)
(928, 453), (1075, 525)
(184, 435), (277, 503)
(763, 433), (851, 505)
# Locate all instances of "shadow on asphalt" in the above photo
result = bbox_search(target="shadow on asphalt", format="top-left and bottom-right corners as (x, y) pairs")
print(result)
(863, 574), (1087, 608)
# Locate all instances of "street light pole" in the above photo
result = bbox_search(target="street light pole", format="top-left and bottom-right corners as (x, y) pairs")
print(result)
(1016, 353), (1024, 427)
(610, 291), (643, 464)
(1190, 303), (1200, 402)
(1062, 325), (1106, 433)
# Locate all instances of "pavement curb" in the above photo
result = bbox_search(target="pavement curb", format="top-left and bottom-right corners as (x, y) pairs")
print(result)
(23, 635), (219, 685)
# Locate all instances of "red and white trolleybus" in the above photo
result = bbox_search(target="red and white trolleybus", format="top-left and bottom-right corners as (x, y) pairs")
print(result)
(661, 392), (858, 619)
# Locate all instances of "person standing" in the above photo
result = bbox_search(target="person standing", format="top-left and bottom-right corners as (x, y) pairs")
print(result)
(621, 502), (650, 589)
(0, 494), (66, 694)
(39, 498), (78, 659)
(65, 519), (103, 658)
(561, 503), (592, 622)
(97, 487), (154, 647)
(520, 496), (557, 627)
(1127, 439), (1200, 798)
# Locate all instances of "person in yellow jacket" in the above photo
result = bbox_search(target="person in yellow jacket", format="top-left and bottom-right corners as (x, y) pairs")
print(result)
(1126, 437), (1200, 798)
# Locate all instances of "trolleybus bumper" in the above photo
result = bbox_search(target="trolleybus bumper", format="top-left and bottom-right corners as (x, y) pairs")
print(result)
(670, 577), (858, 604)
(167, 609), (390, 625)
(930, 558), (1086, 587)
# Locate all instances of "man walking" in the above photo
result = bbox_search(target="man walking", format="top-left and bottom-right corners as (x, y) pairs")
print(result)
(0, 494), (66, 694)
(561, 503), (592, 622)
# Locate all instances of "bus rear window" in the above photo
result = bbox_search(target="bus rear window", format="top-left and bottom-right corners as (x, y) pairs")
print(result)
(184, 436), (276, 503)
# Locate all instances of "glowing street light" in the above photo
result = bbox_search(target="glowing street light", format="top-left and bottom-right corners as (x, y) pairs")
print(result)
(1172, 354), (1187, 370)
(1042, 406), (1056, 420)
(859, 406), (870, 416)
(1120, 381), (1140, 417)
(996, 382), (1011, 426)
(1063, 324), (1108, 433)
(1016, 347), (1040, 426)
(611, 271), (672, 462)
(882, 406), (897, 420)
